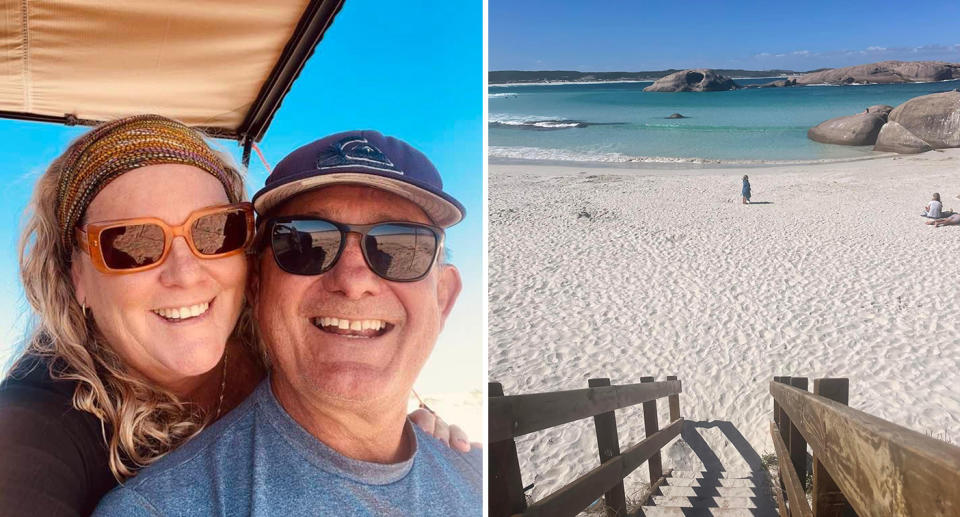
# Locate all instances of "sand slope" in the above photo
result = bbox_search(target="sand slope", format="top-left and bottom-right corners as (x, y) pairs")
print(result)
(489, 151), (960, 503)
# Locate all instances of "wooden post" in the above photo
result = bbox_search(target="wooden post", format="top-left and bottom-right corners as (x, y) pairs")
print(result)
(789, 377), (809, 490)
(773, 376), (784, 429)
(489, 382), (527, 516)
(812, 378), (854, 517)
(777, 377), (791, 451)
(640, 377), (663, 483)
(666, 375), (681, 421)
(589, 378), (627, 517)
(774, 376), (789, 499)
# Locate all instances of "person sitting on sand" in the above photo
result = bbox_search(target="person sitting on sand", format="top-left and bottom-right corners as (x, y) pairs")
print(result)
(741, 175), (751, 204)
(926, 213), (960, 227)
(922, 193), (943, 218)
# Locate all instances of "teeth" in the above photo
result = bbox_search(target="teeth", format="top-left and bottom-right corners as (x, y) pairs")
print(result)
(313, 317), (388, 333)
(153, 302), (210, 321)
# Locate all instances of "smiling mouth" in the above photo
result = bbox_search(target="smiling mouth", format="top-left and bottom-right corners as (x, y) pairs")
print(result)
(152, 299), (213, 322)
(311, 317), (393, 338)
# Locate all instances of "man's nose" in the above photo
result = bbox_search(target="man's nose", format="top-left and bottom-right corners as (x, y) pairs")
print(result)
(320, 233), (381, 298)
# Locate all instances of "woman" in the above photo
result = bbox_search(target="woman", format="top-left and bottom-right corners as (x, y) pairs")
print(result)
(0, 115), (466, 516)
(926, 213), (960, 227)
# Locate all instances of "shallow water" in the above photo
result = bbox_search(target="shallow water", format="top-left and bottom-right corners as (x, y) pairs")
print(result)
(489, 78), (960, 162)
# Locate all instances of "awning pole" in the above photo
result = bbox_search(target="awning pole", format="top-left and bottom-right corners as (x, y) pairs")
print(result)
(241, 138), (253, 168)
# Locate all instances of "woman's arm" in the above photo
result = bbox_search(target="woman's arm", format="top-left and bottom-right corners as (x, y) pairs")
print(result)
(0, 381), (114, 517)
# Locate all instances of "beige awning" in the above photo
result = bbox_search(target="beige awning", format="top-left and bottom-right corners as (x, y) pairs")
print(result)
(0, 0), (343, 148)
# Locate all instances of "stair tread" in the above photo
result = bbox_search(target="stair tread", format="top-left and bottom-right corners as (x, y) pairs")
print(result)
(649, 495), (763, 509)
(667, 470), (760, 479)
(639, 506), (776, 516)
(658, 486), (771, 497)
(663, 478), (759, 488)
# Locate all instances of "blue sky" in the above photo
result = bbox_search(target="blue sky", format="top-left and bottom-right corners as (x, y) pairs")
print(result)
(490, 0), (960, 71)
(0, 1), (482, 395)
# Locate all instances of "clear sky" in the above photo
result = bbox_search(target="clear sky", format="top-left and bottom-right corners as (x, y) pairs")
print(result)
(0, 0), (482, 396)
(490, 0), (960, 72)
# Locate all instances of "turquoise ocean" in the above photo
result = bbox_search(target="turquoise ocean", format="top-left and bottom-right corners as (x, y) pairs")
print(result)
(489, 78), (960, 164)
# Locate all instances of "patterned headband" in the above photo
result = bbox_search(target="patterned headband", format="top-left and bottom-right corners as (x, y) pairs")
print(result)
(55, 115), (239, 251)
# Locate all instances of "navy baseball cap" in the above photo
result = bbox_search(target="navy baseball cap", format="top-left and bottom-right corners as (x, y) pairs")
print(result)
(252, 130), (465, 227)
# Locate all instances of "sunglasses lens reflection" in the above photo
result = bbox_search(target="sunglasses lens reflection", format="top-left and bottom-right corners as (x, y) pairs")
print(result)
(365, 224), (437, 281)
(272, 220), (341, 275)
(100, 224), (165, 269)
(192, 209), (249, 255)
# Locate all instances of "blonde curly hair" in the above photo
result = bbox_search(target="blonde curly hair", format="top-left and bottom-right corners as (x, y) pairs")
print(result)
(16, 116), (253, 481)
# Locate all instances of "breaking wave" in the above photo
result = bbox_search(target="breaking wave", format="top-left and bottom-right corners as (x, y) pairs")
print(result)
(488, 146), (890, 166)
(489, 114), (621, 130)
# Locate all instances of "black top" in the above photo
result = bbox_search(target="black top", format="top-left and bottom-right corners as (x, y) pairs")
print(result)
(0, 356), (115, 517)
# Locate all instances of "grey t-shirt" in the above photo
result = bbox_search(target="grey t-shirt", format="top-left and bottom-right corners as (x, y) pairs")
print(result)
(93, 380), (481, 516)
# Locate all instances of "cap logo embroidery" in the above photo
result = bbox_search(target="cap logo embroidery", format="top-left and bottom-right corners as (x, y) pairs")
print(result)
(315, 136), (403, 175)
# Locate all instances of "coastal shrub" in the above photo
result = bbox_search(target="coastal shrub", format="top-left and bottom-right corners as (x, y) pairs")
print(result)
(760, 451), (778, 470)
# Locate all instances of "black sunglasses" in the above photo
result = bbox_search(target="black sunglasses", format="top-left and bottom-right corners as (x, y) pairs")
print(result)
(258, 216), (444, 282)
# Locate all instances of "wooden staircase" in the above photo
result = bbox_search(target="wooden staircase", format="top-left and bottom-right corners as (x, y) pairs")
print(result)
(491, 375), (960, 517)
(638, 469), (778, 517)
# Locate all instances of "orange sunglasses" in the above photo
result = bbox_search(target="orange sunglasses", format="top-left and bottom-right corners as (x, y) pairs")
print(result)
(75, 203), (254, 274)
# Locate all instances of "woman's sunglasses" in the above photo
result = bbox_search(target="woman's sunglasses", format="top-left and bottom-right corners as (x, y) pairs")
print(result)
(75, 203), (254, 274)
(258, 216), (444, 282)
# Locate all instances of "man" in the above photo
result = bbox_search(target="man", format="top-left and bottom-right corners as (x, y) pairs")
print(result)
(95, 131), (481, 515)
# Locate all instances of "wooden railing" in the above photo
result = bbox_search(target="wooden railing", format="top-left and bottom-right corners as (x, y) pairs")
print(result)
(769, 376), (960, 517)
(489, 376), (683, 517)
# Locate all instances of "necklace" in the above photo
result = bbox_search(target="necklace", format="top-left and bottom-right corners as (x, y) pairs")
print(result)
(214, 346), (228, 420)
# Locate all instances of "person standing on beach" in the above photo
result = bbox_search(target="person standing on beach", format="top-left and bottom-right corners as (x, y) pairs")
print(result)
(741, 175), (751, 204)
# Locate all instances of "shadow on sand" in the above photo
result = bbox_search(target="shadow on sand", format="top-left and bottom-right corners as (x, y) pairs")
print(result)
(681, 420), (764, 472)
(667, 420), (779, 516)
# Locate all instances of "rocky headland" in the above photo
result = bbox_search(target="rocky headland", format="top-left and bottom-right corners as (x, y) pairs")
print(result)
(795, 61), (960, 85)
(489, 69), (795, 85)
(743, 78), (797, 89)
(490, 62), (959, 87)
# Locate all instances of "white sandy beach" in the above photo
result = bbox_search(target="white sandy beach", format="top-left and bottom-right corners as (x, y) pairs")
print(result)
(489, 150), (960, 504)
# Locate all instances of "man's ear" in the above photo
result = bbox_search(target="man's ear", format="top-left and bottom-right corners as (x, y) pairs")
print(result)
(435, 264), (462, 324)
